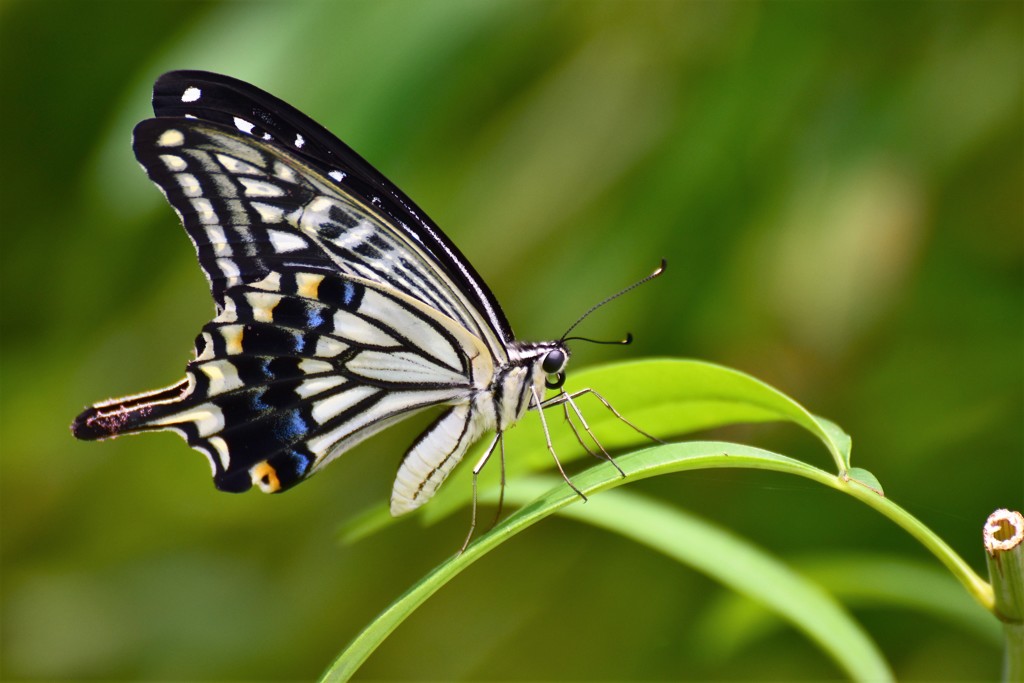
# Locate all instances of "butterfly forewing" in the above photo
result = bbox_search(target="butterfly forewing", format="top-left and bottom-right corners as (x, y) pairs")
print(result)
(133, 119), (506, 361)
(149, 70), (514, 353)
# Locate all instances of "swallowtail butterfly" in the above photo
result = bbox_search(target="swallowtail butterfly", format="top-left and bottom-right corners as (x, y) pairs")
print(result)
(72, 71), (662, 524)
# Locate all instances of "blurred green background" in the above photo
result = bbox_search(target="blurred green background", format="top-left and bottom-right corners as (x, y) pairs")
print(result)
(2, 1), (1021, 680)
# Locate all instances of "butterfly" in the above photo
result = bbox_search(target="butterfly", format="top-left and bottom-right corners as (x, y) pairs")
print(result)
(72, 70), (662, 528)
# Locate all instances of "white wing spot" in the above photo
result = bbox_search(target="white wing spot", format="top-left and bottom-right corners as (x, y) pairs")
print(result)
(195, 331), (217, 361)
(349, 350), (464, 385)
(176, 173), (201, 197)
(331, 310), (398, 347)
(298, 358), (333, 375)
(307, 197), (333, 214)
(342, 223), (373, 248)
(159, 154), (187, 171)
(296, 273), (324, 299)
(208, 436), (231, 470)
(150, 402), (225, 438)
(157, 129), (184, 147)
(216, 297), (238, 323)
(314, 336), (347, 358)
(181, 86), (201, 103)
(185, 114), (197, 120)
(251, 272), (282, 292)
(311, 387), (377, 426)
(233, 117), (256, 134)
(217, 257), (241, 281)
(252, 202), (285, 224)
(268, 229), (308, 253)
(296, 376), (346, 398)
(329, 170), (345, 182)
(239, 177), (285, 198)
(216, 154), (264, 175)
(199, 360), (244, 395)
(273, 162), (298, 183)
(190, 197), (217, 223)
(205, 224), (231, 256)
(245, 292), (282, 323)
(219, 324), (245, 355)
(295, 134), (305, 148)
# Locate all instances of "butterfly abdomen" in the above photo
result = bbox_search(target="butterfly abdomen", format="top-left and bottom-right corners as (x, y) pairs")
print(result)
(388, 348), (559, 515)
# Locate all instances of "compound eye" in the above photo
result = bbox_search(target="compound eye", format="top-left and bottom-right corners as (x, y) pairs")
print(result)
(542, 349), (566, 374)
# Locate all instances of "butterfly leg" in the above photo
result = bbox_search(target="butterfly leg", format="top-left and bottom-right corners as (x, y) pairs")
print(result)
(561, 390), (626, 477)
(562, 401), (599, 459)
(559, 394), (611, 464)
(532, 386), (588, 503)
(489, 436), (507, 529)
(542, 388), (664, 445)
(460, 432), (503, 554)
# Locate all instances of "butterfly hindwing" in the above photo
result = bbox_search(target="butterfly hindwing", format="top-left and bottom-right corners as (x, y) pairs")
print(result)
(74, 268), (492, 493)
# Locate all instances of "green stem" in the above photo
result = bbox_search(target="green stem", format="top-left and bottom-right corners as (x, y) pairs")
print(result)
(982, 509), (1024, 681)
(612, 443), (995, 614)
(824, 474), (996, 613)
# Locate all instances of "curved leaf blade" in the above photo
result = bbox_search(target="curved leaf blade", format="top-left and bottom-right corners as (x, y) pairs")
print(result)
(340, 358), (854, 540)
(512, 480), (894, 683)
(323, 441), (878, 682)
(695, 553), (1001, 662)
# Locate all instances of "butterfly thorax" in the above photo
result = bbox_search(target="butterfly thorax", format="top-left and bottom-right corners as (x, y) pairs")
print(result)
(485, 341), (569, 430)
(388, 339), (569, 515)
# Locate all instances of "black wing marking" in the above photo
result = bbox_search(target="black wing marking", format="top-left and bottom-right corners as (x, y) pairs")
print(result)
(149, 69), (515, 349)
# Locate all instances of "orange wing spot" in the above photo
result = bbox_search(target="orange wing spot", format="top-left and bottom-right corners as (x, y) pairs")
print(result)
(296, 273), (324, 299)
(250, 462), (281, 493)
(222, 325), (244, 355)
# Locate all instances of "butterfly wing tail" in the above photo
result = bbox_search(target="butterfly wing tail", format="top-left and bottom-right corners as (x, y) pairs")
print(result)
(71, 379), (193, 441)
(71, 377), (312, 494)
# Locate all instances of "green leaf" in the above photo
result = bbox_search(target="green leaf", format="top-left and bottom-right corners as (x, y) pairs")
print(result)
(424, 358), (854, 522)
(508, 479), (894, 683)
(694, 553), (1002, 661)
(339, 358), (853, 540)
(323, 442), (887, 682)
(327, 435), (996, 681)
(847, 467), (884, 495)
(330, 360), (995, 680)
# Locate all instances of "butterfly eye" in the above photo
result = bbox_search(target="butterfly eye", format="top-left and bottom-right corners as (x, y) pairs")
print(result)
(543, 349), (567, 390)
(542, 349), (566, 374)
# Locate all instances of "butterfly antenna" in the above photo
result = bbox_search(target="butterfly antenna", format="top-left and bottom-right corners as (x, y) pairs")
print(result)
(560, 259), (666, 342)
(562, 333), (634, 345)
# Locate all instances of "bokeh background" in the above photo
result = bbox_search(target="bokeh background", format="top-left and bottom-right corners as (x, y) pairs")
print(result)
(2, 1), (1021, 680)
